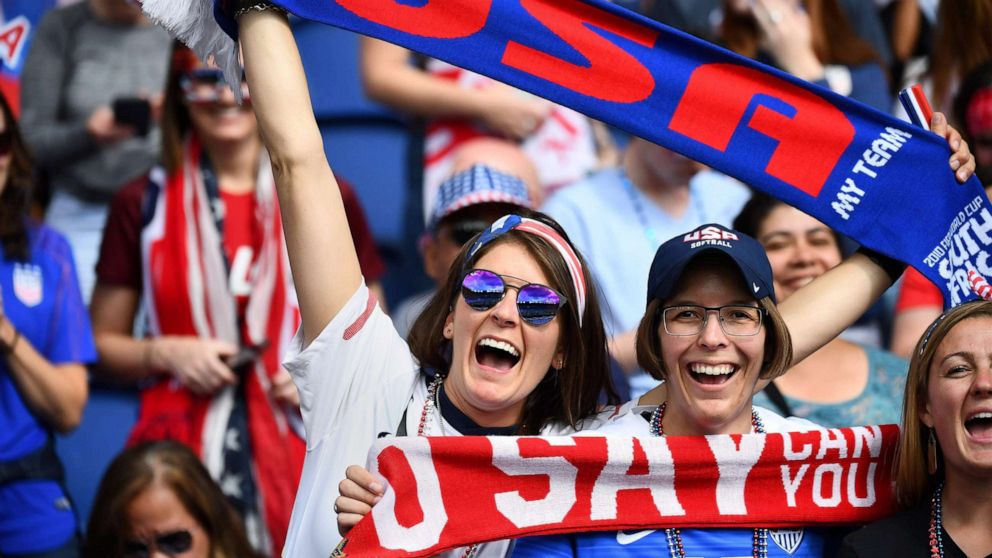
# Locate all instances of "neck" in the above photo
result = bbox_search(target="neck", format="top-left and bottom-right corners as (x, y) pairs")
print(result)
(660, 400), (754, 436)
(89, 0), (145, 25)
(201, 135), (261, 195)
(441, 377), (522, 430)
(941, 474), (992, 555)
(623, 143), (690, 217)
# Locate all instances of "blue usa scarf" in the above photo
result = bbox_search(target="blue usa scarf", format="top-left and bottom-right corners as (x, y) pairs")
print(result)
(144, 0), (989, 307)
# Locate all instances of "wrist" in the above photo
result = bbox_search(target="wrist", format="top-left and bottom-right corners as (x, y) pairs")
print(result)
(856, 246), (907, 284)
(0, 318), (20, 357)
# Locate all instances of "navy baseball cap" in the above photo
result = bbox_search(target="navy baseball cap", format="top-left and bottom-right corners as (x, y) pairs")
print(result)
(646, 223), (776, 305)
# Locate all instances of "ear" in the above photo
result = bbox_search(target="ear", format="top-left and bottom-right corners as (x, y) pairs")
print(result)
(443, 311), (455, 340)
(920, 399), (934, 428)
(423, 237), (442, 282)
(552, 347), (565, 370)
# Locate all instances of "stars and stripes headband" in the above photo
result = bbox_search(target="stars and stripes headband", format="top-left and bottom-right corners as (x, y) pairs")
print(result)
(465, 215), (587, 326)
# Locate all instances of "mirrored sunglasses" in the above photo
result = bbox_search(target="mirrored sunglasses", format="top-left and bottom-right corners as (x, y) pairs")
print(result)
(461, 269), (566, 326)
(123, 529), (193, 558)
(180, 68), (250, 103)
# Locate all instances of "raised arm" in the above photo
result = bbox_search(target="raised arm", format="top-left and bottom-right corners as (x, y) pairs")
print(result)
(239, 10), (361, 344)
(781, 112), (975, 365)
(361, 36), (549, 141)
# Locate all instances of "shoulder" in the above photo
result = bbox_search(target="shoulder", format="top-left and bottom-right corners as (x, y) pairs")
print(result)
(754, 406), (824, 432)
(862, 344), (909, 372)
(37, 2), (90, 33)
(841, 504), (929, 556)
(545, 168), (622, 206)
(28, 221), (73, 264)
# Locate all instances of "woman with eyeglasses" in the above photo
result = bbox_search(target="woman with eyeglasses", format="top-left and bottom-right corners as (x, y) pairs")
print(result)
(230, 3), (979, 556)
(839, 300), (992, 558)
(234, 8), (618, 558)
(87, 41), (383, 556)
(732, 193), (908, 428)
(84, 440), (260, 558)
(0, 89), (93, 557)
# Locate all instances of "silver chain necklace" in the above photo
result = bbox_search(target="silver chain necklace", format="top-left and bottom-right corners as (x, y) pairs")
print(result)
(417, 375), (478, 558)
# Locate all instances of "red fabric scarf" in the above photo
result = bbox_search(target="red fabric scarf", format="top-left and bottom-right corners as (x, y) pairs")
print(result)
(129, 136), (304, 555)
(338, 426), (899, 557)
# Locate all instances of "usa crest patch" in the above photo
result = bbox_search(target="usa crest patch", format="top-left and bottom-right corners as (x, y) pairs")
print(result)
(769, 528), (805, 555)
(13, 263), (42, 307)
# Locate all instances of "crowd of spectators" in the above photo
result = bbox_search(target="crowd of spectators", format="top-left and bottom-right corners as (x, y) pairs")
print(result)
(0, 0), (990, 556)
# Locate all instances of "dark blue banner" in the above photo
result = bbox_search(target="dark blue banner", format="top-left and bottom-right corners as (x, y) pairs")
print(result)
(239, 0), (989, 306)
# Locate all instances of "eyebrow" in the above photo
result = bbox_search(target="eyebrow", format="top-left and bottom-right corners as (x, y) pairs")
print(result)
(759, 227), (832, 243)
(938, 351), (974, 366)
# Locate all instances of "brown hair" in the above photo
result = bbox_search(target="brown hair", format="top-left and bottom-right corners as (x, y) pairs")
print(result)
(894, 300), (992, 508)
(161, 42), (199, 173)
(635, 252), (793, 382)
(721, 0), (881, 68)
(0, 88), (39, 261)
(407, 211), (617, 434)
(84, 441), (259, 558)
(930, 0), (992, 113)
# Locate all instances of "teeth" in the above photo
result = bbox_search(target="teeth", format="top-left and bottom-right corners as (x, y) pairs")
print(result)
(690, 363), (735, 376)
(968, 412), (992, 421)
(478, 338), (519, 357)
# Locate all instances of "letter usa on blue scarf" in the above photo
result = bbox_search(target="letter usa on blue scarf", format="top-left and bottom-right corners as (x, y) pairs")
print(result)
(148, 0), (989, 306)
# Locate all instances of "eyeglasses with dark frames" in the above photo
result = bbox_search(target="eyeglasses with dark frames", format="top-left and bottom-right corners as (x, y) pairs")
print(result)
(661, 304), (765, 336)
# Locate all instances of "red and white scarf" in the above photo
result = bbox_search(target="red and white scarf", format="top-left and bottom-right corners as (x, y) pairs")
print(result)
(337, 426), (899, 557)
(129, 135), (304, 555)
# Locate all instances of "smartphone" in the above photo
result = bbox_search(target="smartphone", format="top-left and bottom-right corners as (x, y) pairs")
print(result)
(112, 97), (151, 136)
(226, 341), (269, 371)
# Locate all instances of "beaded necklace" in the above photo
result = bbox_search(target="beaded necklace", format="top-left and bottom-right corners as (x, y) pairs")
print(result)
(417, 375), (478, 558)
(929, 483), (945, 558)
(649, 402), (769, 558)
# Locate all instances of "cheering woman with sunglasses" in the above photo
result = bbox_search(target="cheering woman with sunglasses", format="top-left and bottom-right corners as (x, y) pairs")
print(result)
(85, 440), (261, 558)
(230, 7), (617, 558)
(88, 42), (383, 556)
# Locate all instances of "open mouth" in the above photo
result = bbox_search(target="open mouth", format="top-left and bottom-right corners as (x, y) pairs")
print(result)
(688, 363), (738, 386)
(475, 338), (521, 371)
(965, 411), (992, 439)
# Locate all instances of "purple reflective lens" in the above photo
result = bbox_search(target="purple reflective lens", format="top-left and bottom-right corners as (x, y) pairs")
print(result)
(460, 269), (564, 326)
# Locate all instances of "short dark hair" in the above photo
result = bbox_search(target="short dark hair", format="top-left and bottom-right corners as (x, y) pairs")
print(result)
(407, 210), (617, 433)
(84, 441), (260, 558)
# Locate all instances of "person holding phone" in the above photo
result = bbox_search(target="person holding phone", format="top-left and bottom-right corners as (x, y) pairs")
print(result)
(20, 0), (172, 302)
(88, 42), (384, 557)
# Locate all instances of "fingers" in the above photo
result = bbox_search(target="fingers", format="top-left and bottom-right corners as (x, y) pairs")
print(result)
(345, 465), (385, 497)
(933, 113), (977, 183)
(341, 470), (383, 506)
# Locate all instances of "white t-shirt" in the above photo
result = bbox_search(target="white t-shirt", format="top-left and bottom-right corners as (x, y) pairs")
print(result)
(280, 283), (614, 557)
(588, 399), (824, 436)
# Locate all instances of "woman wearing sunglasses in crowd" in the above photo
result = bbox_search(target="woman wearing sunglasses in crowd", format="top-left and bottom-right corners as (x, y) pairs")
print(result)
(84, 440), (260, 558)
(87, 42), (385, 556)
(234, 8), (618, 558)
(839, 300), (992, 558)
(0, 89), (93, 557)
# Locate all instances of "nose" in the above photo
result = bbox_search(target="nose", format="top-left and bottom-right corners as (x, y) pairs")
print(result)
(490, 288), (519, 327)
(972, 364), (992, 395)
(789, 239), (816, 268)
(697, 309), (729, 349)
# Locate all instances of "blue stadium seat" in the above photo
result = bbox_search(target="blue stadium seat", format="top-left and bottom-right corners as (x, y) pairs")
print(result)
(55, 384), (139, 529)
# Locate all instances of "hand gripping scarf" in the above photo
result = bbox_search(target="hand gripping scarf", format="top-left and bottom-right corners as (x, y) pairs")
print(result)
(334, 426), (899, 557)
(130, 135), (304, 555)
(142, 0), (991, 309)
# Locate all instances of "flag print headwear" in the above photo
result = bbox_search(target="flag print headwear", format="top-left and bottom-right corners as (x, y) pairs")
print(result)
(465, 215), (586, 325)
(647, 223), (776, 305)
(428, 164), (533, 230)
